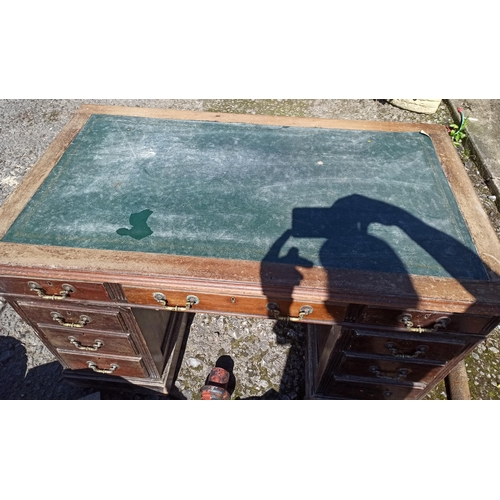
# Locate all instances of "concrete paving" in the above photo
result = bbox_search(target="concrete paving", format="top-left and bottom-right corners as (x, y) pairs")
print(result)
(448, 100), (500, 200)
(1, 99), (500, 399)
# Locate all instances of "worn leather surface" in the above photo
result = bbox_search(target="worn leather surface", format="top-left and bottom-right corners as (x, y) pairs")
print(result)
(1, 114), (487, 279)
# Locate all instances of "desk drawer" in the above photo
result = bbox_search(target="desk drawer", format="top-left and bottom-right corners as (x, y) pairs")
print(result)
(18, 302), (128, 333)
(58, 351), (147, 378)
(319, 378), (425, 400)
(347, 329), (468, 363)
(40, 327), (137, 357)
(339, 354), (443, 385)
(357, 306), (494, 334)
(0, 276), (111, 302)
(122, 285), (347, 323)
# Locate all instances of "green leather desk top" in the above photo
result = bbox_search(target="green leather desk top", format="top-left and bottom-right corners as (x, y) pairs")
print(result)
(1, 114), (487, 280)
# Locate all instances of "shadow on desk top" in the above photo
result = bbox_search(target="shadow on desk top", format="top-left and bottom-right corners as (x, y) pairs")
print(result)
(261, 193), (497, 323)
(259, 195), (499, 400)
(262, 194), (489, 283)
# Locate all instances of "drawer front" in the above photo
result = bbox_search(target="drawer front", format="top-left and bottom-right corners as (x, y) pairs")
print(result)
(122, 285), (347, 324)
(40, 327), (137, 357)
(0, 276), (111, 302)
(357, 306), (494, 334)
(347, 330), (468, 362)
(18, 302), (127, 333)
(319, 378), (425, 400)
(58, 351), (147, 378)
(339, 354), (444, 385)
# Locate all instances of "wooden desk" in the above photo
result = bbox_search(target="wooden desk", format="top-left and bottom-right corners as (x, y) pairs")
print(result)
(1, 105), (499, 399)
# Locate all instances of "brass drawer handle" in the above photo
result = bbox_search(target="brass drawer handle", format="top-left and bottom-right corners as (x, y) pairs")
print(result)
(369, 366), (410, 380)
(68, 336), (103, 351)
(398, 314), (450, 333)
(51, 312), (90, 328)
(385, 342), (429, 359)
(266, 303), (313, 322)
(153, 293), (200, 312)
(87, 361), (119, 374)
(28, 281), (75, 300)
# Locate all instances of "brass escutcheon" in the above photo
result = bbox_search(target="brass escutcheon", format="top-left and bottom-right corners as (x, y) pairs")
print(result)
(385, 342), (429, 359)
(266, 302), (313, 322)
(153, 293), (200, 312)
(68, 336), (103, 351)
(87, 361), (119, 374)
(51, 312), (90, 328)
(369, 366), (410, 380)
(398, 313), (450, 333)
(28, 281), (75, 300)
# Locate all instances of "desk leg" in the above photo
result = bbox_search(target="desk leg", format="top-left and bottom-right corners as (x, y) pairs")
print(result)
(445, 360), (471, 399)
(305, 323), (337, 399)
(165, 312), (193, 394)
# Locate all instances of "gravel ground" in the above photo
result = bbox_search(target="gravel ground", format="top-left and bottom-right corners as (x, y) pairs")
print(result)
(1, 99), (499, 399)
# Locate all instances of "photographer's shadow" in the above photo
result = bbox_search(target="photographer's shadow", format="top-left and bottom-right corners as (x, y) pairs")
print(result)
(260, 194), (494, 399)
(0, 336), (96, 399)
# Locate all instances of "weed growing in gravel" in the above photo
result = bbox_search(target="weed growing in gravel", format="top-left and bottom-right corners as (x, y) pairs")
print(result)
(447, 107), (469, 146)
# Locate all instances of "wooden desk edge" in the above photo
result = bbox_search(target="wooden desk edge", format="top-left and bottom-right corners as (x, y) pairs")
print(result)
(1, 250), (500, 315)
(78, 104), (447, 133)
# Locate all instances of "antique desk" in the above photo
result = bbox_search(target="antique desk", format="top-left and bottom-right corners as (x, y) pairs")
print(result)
(1, 105), (500, 399)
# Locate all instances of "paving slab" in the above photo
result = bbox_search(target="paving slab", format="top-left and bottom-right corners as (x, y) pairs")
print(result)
(447, 99), (500, 200)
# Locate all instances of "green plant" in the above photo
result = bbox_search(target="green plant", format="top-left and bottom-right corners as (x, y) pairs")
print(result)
(447, 107), (469, 146)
